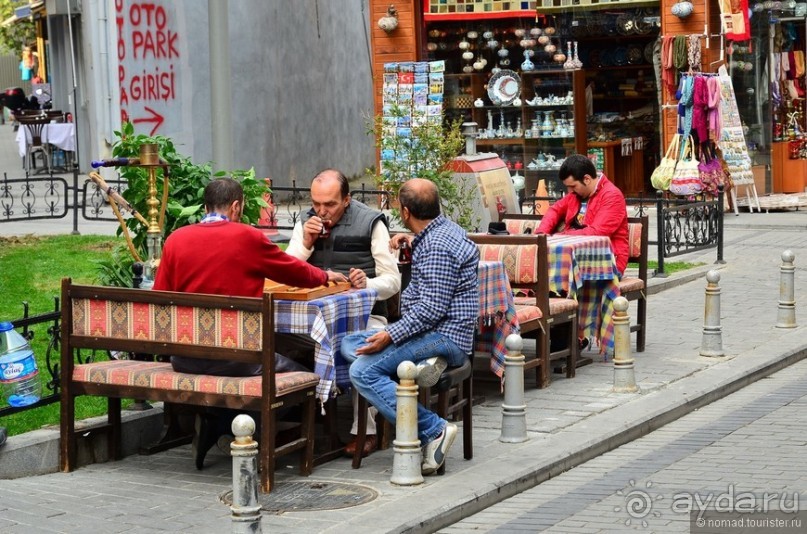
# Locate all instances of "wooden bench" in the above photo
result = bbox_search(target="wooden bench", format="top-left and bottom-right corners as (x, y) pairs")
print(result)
(469, 234), (578, 388)
(59, 278), (320, 493)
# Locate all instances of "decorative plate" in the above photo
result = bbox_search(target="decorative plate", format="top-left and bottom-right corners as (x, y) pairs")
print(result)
(627, 45), (643, 64)
(613, 47), (628, 66)
(488, 69), (522, 106)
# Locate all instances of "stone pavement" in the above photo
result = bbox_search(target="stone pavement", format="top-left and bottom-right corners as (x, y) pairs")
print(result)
(442, 357), (807, 533)
(1, 213), (807, 533)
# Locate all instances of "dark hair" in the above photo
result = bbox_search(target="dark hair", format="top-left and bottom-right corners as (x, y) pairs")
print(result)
(399, 180), (441, 220)
(204, 178), (243, 212)
(313, 168), (350, 198)
(558, 154), (597, 183)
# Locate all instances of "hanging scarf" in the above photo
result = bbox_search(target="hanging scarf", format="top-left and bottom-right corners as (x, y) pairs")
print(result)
(706, 76), (722, 140)
(678, 75), (695, 137)
(662, 35), (677, 97)
(692, 75), (709, 142)
(687, 35), (702, 72)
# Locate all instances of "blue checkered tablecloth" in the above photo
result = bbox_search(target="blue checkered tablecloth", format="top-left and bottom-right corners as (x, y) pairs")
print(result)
(274, 288), (377, 404)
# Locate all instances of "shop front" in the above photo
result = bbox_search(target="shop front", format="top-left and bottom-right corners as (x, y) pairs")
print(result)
(369, 0), (805, 201)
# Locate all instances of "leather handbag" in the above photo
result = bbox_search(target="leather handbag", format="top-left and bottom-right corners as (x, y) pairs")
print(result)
(670, 136), (703, 196)
(651, 133), (680, 191)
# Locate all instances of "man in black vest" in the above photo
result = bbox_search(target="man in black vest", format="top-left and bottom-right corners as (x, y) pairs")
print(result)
(285, 168), (401, 458)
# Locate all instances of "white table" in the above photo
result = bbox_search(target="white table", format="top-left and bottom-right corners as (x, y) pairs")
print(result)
(16, 122), (76, 158)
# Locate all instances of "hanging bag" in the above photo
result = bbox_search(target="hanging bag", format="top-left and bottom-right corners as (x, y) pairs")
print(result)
(698, 141), (724, 196)
(670, 135), (703, 196)
(651, 133), (681, 191)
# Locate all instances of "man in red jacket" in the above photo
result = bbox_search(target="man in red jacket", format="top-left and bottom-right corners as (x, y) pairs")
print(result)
(537, 154), (629, 276)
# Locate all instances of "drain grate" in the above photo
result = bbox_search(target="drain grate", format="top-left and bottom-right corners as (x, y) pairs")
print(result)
(221, 480), (379, 512)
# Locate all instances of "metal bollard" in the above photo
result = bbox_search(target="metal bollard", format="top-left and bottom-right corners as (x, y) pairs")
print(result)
(230, 414), (262, 534)
(776, 250), (797, 329)
(500, 334), (529, 442)
(390, 361), (424, 486)
(700, 270), (725, 357)
(612, 297), (639, 393)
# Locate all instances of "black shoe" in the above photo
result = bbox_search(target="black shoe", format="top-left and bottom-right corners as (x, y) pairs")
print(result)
(192, 415), (219, 470)
(0, 427), (6, 448)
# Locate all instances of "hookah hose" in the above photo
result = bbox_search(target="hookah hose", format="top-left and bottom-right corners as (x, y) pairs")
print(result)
(88, 172), (147, 262)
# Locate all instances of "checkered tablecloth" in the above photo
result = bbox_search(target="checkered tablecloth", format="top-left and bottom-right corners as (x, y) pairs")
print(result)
(476, 260), (519, 378)
(547, 235), (620, 354)
(274, 288), (377, 404)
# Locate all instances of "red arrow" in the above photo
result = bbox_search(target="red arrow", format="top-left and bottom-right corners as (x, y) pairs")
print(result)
(132, 106), (165, 136)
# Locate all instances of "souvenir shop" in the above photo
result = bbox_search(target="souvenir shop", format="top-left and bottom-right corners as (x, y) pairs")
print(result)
(367, 0), (807, 201)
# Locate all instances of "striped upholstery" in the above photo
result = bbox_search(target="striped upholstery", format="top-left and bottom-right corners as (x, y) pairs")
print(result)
(549, 297), (578, 314)
(627, 222), (643, 259)
(72, 298), (261, 350)
(477, 243), (539, 284)
(504, 219), (539, 236)
(72, 360), (319, 397)
(515, 304), (542, 324)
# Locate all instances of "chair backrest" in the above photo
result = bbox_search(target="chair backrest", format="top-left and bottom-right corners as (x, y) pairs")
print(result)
(46, 110), (64, 122)
(626, 215), (649, 281)
(468, 233), (549, 313)
(18, 118), (48, 147)
(61, 278), (278, 400)
(500, 213), (543, 236)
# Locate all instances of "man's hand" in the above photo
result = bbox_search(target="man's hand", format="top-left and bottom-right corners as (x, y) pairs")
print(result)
(326, 270), (348, 284)
(356, 330), (392, 355)
(349, 268), (368, 289)
(302, 216), (326, 249)
(389, 233), (412, 254)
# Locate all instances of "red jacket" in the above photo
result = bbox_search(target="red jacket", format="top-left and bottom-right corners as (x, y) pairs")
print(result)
(154, 221), (327, 297)
(537, 174), (629, 275)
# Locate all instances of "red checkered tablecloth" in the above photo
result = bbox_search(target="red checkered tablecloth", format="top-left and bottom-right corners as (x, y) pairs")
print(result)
(476, 260), (519, 378)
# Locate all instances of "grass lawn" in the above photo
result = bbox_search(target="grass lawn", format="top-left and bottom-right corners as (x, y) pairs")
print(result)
(0, 234), (122, 436)
(647, 260), (705, 275)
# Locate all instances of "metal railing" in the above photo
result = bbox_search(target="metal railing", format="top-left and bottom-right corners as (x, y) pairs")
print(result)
(520, 188), (724, 275)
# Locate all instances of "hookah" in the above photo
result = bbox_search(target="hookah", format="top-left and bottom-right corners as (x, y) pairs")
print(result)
(89, 143), (170, 283)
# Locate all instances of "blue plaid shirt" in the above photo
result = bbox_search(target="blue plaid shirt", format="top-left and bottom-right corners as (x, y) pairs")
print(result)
(387, 215), (479, 353)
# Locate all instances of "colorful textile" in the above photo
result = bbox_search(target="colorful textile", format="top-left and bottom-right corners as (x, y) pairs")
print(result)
(72, 360), (319, 398)
(547, 235), (620, 354)
(475, 261), (519, 378)
(275, 289), (376, 404)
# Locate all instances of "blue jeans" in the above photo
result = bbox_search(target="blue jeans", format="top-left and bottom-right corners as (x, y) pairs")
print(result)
(342, 330), (468, 446)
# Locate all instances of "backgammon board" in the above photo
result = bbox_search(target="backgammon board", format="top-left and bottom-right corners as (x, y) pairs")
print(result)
(263, 280), (351, 300)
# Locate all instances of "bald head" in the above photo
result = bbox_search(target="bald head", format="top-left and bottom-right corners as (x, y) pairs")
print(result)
(312, 168), (349, 198)
(399, 178), (440, 221)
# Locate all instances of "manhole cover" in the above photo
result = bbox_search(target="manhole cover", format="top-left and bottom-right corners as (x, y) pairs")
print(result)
(221, 480), (379, 512)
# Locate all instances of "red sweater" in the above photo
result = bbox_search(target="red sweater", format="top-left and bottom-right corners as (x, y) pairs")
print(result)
(153, 221), (327, 297)
(537, 175), (629, 275)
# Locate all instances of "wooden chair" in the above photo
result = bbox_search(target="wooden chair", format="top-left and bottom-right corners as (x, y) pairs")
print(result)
(620, 216), (649, 352)
(352, 354), (473, 471)
(18, 116), (51, 173)
(469, 233), (578, 389)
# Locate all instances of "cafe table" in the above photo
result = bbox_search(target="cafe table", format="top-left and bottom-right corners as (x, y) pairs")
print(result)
(546, 234), (621, 354)
(16, 121), (76, 158)
(273, 287), (377, 406)
(475, 260), (520, 378)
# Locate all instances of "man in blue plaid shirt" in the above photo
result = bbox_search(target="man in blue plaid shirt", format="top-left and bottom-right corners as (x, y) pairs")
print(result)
(342, 178), (479, 475)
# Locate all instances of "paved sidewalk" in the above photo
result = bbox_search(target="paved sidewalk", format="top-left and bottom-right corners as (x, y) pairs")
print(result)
(1, 213), (807, 533)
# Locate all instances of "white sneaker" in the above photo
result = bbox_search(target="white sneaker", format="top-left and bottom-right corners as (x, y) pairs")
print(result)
(416, 357), (447, 388)
(421, 423), (458, 475)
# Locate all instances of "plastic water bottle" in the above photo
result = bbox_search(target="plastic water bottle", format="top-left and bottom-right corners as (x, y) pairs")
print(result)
(0, 322), (41, 407)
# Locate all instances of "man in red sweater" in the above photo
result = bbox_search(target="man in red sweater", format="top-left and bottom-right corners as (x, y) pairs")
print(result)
(537, 154), (629, 276)
(154, 177), (347, 376)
